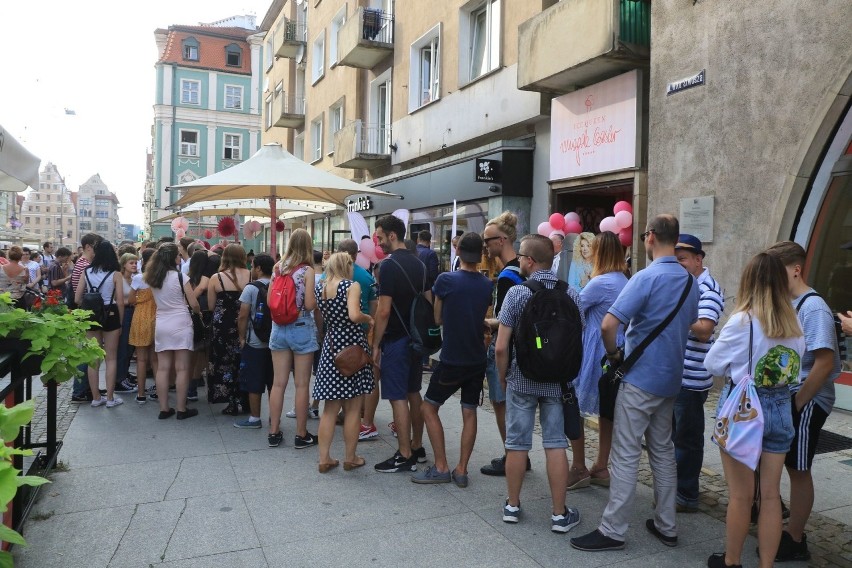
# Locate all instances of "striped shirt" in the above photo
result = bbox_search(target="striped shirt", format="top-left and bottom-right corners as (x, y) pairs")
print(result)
(682, 267), (724, 390)
(498, 269), (585, 398)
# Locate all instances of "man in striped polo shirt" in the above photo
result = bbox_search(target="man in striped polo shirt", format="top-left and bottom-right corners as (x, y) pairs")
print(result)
(673, 234), (723, 513)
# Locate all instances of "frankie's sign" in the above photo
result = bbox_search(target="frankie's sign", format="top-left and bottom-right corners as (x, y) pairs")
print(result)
(347, 196), (373, 213)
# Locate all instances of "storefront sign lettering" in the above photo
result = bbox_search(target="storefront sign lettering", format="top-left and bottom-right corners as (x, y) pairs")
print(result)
(550, 70), (639, 180)
(347, 196), (373, 213)
(666, 70), (705, 96)
(475, 158), (501, 182)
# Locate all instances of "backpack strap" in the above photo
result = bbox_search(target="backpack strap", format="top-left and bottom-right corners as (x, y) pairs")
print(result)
(521, 280), (545, 294)
(499, 265), (524, 285)
(795, 291), (820, 312)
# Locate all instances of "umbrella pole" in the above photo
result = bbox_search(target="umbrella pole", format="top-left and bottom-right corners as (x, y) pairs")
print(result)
(269, 190), (276, 255)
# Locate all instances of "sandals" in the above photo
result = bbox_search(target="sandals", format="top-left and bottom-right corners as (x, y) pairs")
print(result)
(318, 460), (340, 473)
(590, 466), (611, 487)
(344, 457), (367, 471)
(567, 467), (591, 491)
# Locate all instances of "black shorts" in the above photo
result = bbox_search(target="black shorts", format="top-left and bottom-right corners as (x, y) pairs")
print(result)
(238, 344), (274, 394)
(785, 396), (830, 471)
(424, 362), (486, 410)
(90, 304), (121, 332)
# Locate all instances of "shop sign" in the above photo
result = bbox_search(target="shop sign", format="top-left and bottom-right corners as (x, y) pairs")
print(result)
(679, 196), (714, 243)
(550, 70), (640, 180)
(347, 196), (373, 213)
(475, 158), (501, 183)
(666, 69), (705, 96)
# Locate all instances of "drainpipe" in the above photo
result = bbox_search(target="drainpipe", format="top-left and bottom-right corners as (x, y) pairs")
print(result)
(170, 63), (178, 207)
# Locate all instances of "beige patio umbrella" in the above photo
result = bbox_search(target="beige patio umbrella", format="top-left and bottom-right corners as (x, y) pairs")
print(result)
(0, 124), (41, 192)
(167, 143), (400, 252)
(159, 198), (340, 223)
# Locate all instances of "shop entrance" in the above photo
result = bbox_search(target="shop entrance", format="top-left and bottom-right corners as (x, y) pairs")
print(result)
(553, 182), (633, 236)
(410, 200), (489, 272)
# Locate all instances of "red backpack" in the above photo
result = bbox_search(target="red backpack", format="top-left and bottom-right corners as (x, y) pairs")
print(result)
(269, 264), (308, 325)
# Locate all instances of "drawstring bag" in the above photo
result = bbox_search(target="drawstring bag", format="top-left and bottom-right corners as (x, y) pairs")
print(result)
(711, 321), (765, 471)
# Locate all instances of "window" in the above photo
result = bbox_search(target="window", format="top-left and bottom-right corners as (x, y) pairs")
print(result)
(294, 133), (305, 161)
(265, 37), (273, 69)
(181, 80), (200, 105)
(329, 101), (344, 146)
(95, 199), (110, 207)
(96, 222), (108, 232)
(182, 37), (199, 61)
(46, 217), (51, 224)
(224, 134), (241, 160)
(225, 44), (242, 67)
(46, 206), (50, 213)
(68, 218), (72, 226)
(329, 7), (346, 66)
(80, 221), (91, 231)
(79, 197), (92, 206)
(265, 96), (274, 129)
(96, 210), (109, 219)
(312, 31), (325, 84)
(180, 130), (199, 156)
(462, 0), (501, 83)
(225, 85), (243, 110)
(310, 116), (323, 162)
(409, 25), (441, 111)
(35, 217), (40, 224)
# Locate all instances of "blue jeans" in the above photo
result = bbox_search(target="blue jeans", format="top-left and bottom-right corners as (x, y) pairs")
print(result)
(116, 305), (135, 380)
(672, 387), (708, 507)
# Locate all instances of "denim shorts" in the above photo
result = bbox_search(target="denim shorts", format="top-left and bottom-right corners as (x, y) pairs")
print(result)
(485, 339), (506, 403)
(716, 382), (794, 454)
(380, 336), (423, 401)
(268, 315), (319, 354)
(238, 344), (274, 394)
(504, 387), (568, 451)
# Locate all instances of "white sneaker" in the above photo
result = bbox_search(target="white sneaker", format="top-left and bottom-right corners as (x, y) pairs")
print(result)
(308, 407), (320, 420)
(91, 397), (107, 408)
(106, 396), (124, 408)
(285, 408), (297, 418)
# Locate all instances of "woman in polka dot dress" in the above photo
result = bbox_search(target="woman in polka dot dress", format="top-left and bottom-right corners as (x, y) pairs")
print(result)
(313, 252), (374, 472)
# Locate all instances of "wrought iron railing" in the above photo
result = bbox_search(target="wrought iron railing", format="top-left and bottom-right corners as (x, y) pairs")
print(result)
(361, 8), (394, 44)
(356, 121), (391, 156)
(278, 94), (306, 117)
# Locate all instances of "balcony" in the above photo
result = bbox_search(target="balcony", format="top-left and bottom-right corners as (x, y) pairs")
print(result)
(518, 0), (650, 94)
(273, 94), (306, 128)
(333, 120), (391, 170)
(275, 19), (307, 59)
(336, 7), (393, 69)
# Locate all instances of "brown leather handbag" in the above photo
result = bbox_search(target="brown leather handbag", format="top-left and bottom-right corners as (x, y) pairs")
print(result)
(334, 344), (373, 377)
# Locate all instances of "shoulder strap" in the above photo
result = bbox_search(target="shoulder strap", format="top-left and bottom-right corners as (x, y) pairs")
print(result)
(177, 271), (191, 308)
(522, 280), (545, 294)
(795, 291), (820, 312)
(499, 265), (524, 285)
(618, 275), (694, 378)
(387, 255), (424, 296)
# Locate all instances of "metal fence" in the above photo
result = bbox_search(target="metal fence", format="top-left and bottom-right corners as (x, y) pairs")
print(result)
(356, 121), (392, 156)
(361, 8), (394, 44)
(279, 94), (306, 116)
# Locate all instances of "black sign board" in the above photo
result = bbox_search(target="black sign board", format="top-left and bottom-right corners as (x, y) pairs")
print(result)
(475, 158), (501, 183)
(666, 69), (706, 96)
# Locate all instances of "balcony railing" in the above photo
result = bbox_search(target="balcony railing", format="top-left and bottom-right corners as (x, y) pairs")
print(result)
(333, 120), (391, 169)
(275, 19), (307, 59)
(273, 94), (306, 128)
(337, 7), (394, 69)
(517, 0), (650, 94)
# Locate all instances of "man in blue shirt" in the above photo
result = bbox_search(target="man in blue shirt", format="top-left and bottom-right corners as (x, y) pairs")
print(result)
(416, 230), (440, 290)
(412, 232), (493, 487)
(571, 214), (699, 552)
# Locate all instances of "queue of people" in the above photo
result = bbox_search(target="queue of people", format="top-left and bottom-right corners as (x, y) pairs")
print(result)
(2, 212), (844, 568)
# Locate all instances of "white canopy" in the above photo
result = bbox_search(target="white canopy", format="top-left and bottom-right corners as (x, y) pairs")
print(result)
(0, 124), (41, 192)
(159, 198), (340, 222)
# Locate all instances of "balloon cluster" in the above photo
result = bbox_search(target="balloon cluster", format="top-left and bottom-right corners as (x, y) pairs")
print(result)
(243, 220), (262, 239)
(355, 233), (387, 269)
(171, 217), (189, 239)
(217, 216), (236, 237)
(537, 211), (583, 238)
(599, 201), (633, 247)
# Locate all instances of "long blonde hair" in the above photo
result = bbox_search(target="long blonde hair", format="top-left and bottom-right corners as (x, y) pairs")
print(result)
(735, 252), (802, 339)
(280, 228), (314, 274)
(573, 232), (595, 262)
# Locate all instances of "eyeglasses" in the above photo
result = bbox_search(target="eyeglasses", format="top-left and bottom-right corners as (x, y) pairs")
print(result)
(640, 229), (656, 243)
(517, 253), (537, 263)
(482, 236), (504, 244)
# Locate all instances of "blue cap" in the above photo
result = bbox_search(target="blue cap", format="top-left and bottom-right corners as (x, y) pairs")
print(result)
(675, 234), (705, 257)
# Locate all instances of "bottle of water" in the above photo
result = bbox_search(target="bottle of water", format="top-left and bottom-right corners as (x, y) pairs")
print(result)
(255, 302), (265, 325)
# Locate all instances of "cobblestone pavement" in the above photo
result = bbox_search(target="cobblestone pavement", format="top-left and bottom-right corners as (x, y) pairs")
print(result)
(29, 379), (79, 450)
(481, 386), (852, 567)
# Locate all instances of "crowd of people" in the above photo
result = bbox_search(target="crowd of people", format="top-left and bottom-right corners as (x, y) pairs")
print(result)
(1, 210), (847, 567)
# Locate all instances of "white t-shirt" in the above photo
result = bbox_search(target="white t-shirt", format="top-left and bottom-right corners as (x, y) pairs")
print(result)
(131, 273), (149, 290)
(180, 258), (190, 274)
(84, 268), (118, 305)
(704, 311), (805, 387)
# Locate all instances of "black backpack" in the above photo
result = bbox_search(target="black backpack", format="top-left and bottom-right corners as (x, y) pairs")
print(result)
(247, 281), (272, 343)
(80, 269), (114, 325)
(796, 292), (847, 362)
(514, 280), (583, 383)
(388, 257), (442, 356)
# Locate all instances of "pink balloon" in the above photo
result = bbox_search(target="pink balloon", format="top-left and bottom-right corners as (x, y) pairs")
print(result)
(614, 210), (633, 229)
(613, 201), (633, 215)
(618, 227), (633, 247)
(374, 246), (386, 260)
(599, 216), (619, 234)
(564, 212), (581, 225)
(564, 220), (583, 235)
(355, 252), (371, 269)
(549, 213), (565, 231)
(175, 228), (186, 239)
(360, 237), (378, 263)
(537, 222), (555, 237)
